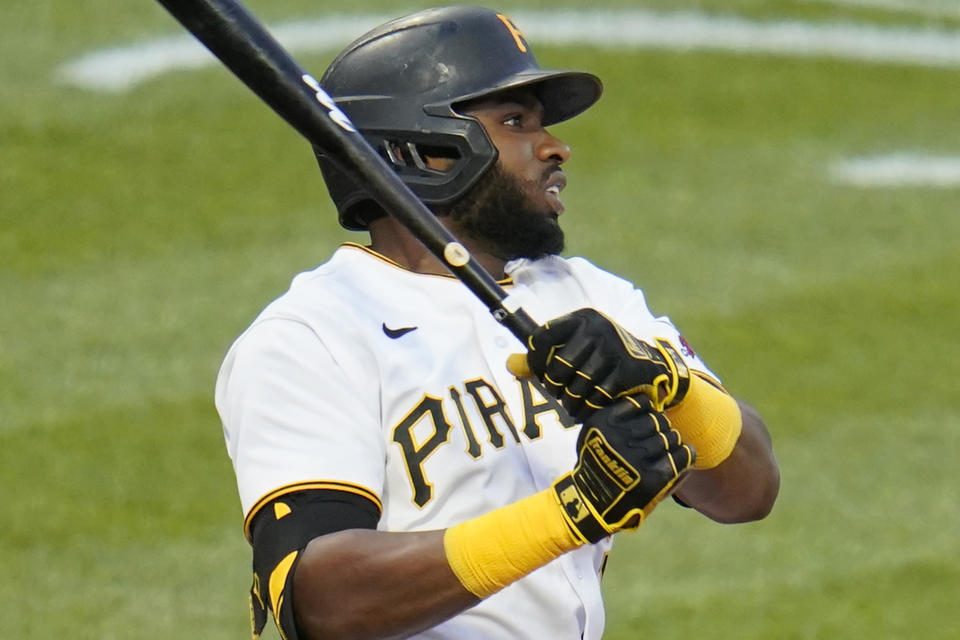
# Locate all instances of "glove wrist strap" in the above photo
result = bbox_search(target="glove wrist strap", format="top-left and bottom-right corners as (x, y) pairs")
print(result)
(655, 338), (691, 409)
(552, 474), (611, 544)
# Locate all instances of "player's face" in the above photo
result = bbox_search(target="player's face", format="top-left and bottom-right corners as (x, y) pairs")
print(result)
(445, 90), (572, 261)
(466, 91), (571, 217)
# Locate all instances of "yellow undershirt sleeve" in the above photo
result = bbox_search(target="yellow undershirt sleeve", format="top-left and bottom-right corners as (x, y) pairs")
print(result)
(443, 488), (583, 598)
(665, 373), (742, 470)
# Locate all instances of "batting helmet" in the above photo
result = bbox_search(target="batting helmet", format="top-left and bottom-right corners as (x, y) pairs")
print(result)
(316, 5), (603, 230)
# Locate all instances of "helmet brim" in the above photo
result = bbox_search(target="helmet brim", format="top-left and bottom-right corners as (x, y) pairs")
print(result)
(451, 70), (603, 126)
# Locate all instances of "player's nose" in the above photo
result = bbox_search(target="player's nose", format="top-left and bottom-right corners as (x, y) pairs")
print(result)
(538, 130), (571, 165)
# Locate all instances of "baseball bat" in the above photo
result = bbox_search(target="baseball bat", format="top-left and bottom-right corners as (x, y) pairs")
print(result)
(154, 0), (539, 341)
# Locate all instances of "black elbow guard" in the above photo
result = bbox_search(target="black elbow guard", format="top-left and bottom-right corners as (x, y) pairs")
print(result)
(248, 487), (380, 639)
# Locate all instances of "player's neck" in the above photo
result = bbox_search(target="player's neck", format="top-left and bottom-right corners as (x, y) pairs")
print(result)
(367, 217), (507, 279)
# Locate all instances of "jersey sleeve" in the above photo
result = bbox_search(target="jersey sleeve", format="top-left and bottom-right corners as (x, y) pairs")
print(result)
(215, 316), (385, 527)
(566, 257), (720, 382)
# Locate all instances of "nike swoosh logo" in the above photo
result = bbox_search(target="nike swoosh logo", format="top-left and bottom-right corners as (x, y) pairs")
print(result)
(382, 323), (418, 339)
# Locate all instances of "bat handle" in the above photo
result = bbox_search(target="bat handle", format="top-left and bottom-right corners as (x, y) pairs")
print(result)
(469, 267), (538, 341)
(440, 240), (540, 343)
(495, 305), (539, 344)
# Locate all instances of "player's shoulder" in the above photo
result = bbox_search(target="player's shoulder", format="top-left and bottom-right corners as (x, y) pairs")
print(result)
(223, 246), (367, 350)
(255, 243), (383, 317)
(282, 243), (369, 295)
(226, 242), (428, 352)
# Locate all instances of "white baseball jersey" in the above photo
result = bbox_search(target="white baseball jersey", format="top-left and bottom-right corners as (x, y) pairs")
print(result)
(215, 242), (716, 640)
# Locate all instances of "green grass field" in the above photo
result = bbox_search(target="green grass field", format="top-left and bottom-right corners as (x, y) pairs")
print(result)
(3, 1), (959, 638)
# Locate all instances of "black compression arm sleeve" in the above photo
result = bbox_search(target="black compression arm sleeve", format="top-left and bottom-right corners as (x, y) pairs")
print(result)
(249, 489), (380, 639)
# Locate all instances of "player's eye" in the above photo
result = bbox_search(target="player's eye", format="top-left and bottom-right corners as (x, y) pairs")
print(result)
(502, 114), (523, 127)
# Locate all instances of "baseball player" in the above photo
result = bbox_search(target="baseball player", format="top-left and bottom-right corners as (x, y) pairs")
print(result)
(215, 6), (779, 640)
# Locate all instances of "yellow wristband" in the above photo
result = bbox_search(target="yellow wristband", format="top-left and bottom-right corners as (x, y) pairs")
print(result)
(665, 373), (742, 470)
(443, 488), (582, 598)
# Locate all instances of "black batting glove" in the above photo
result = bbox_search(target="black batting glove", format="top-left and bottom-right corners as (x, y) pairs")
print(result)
(507, 308), (691, 421)
(552, 394), (695, 544)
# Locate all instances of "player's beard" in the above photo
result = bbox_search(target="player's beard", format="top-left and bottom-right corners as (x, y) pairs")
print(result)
(442, 165), (565, 261)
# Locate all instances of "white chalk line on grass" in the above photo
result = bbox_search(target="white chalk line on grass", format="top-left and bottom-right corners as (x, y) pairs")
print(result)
(57, 16), (385, 93)
(831, 154), (960, 187)
(57, 9), (960, 93)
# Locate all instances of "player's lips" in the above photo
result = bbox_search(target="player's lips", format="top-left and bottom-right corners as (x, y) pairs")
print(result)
(544, 171), (567, 214)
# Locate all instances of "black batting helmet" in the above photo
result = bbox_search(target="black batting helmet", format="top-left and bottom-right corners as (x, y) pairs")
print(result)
(316, 5), (603, 230)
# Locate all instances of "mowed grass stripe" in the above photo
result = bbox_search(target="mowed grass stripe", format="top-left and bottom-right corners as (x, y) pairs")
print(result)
(3, 530), (249, 638)
(601, 251), (959, 638)
(809, 0), (960, 19)
(605, 554), (960, 639)
(694, 251), (960, 415)
(0, 394), (251, 637)
(0, 231), (342, 434)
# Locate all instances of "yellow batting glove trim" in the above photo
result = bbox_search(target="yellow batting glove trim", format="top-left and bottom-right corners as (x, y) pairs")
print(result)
(665, 374), (742, 469)
(443, 489), (583, 598)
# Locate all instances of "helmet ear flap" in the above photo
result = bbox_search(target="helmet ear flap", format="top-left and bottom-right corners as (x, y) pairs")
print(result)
(314, 150), (377, 231)
(314, 113), (498, 231)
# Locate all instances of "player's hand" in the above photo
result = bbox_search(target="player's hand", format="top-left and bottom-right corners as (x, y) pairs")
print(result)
(552, 394), (694, 544)
(506, 308), (690, 420)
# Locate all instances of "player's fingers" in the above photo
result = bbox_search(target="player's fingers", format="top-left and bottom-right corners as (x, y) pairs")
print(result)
(619, 393), (655, 413)
(620, 430), (678, 461)
(527, 312), (584, 358)
(671, 442), (696, 472)
(626, 412), (679, 449)
(584, 366), (632, 413)
(581, 384), (614, 417)
(524, 321), (589, 388)
(645, 447), (690, 487)
(541, 333), (595, 394)
(562, 350), (616, 421)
